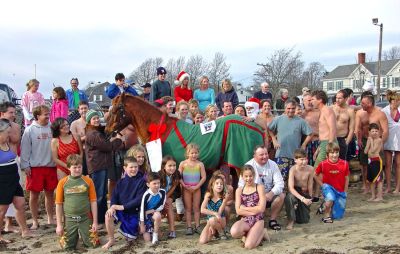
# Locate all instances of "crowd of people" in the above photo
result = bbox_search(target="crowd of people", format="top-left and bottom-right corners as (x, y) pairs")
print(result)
(0, 65), (399, 251)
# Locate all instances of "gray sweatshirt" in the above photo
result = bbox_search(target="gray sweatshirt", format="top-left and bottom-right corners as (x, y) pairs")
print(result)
(20, 121), (55, 169)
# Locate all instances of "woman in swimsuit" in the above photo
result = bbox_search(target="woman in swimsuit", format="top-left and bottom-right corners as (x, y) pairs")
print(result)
(230, 165), (268, 249)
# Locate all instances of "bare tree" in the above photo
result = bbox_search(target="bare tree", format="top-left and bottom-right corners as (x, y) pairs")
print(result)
(383, 46), (400, 60)
(128, 57), (163, 85)
(254, 48), (304, 98)
(207, 52), (231, 92)
(301, 62), (326, 90)
(165, 57), (186, 88)
(185, 55), (208, 88)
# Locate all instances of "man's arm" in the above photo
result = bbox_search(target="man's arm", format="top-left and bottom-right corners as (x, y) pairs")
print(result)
(379, 112), (389, 143)
(354, 110), (363, 149)
(105, 84), (120, 99)
(346, 108), (355, 144)
(270, 165), (284, 195)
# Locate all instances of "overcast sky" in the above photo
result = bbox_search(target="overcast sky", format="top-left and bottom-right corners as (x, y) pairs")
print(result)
(0, 0), (399, 98)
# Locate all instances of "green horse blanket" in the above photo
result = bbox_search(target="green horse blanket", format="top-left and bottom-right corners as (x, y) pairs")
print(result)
(162, 115), (264, 170)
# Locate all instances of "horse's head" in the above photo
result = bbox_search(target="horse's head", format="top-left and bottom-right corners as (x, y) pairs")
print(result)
(105, 94), (131, 137)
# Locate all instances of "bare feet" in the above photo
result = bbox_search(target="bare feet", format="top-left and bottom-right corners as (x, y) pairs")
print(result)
(373, 197), (383, 202)
(21, 230), (38, 238)
(367, 197), (376, 201)
(384, 188), (390, 194)
(102, 239), (115, 249)
(392, 190), (400, 195)
(30, 222), (39, 230)
(4, 225), (19, 234)
(0, 237), (11, 244)
(286, 220), (294, 230)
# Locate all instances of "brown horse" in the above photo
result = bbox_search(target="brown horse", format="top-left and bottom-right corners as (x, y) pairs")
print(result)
(106, 94), (265, 171)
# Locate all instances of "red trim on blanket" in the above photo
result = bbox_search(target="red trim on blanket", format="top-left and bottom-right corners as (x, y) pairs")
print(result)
(219, 120), (265, 165)
(172, 121), (188, 148)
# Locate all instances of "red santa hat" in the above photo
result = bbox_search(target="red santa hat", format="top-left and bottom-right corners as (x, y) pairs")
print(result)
(174, 71), (190, 85)
(246, 97), (261, 108)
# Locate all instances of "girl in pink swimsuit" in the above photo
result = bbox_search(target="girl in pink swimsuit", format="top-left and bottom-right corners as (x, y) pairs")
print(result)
(230, 165), (269, 249)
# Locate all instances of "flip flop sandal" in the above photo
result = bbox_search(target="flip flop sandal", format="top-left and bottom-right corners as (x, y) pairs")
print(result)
(321, 217), (333, 223)
(268, 220), (281, 231)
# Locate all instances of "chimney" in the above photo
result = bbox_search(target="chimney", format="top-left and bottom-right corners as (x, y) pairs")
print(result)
(358, 53), (366, 64)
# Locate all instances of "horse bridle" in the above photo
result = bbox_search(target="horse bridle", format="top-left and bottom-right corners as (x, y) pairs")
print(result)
(107, 95), (128, 140)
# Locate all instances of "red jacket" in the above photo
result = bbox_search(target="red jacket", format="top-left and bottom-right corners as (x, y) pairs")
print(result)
(174, 86), (193, 102)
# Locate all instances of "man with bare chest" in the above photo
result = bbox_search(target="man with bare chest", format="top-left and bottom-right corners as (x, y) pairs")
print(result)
(355, 92), (388, 191)
(302, 94), (320, 166)
(0, 102), (20, 154)
(332, 90), (355, 161)
(312, 90), (337, 168)
(70, 101), (89, 174)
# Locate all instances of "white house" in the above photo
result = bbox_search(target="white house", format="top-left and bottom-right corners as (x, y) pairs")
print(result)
(322, 53), (400, 96)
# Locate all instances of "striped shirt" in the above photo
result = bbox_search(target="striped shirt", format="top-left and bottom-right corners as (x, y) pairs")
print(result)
(182, 164), (201, 186)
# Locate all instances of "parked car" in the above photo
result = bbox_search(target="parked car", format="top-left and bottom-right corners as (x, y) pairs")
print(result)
(0, 83), (20, 105)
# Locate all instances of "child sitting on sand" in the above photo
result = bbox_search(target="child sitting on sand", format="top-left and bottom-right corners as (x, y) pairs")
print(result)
(364, 123), (384, 201)
(55, 154), (99, 250)
(140, 172), (166, 245)
(284, 149), (314, 230)
(102, 157), (147, 249)
(315, 142), (349, 223)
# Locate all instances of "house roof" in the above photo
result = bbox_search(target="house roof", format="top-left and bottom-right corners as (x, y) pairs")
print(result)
(324, 59), (400, 80)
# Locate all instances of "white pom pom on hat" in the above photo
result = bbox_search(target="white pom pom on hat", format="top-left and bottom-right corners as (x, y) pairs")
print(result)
(174, 71), (190, 85)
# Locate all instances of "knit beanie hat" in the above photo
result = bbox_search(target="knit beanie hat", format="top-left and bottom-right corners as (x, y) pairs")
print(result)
(86, 109), (100, 123)
(174, 71), (190, 85)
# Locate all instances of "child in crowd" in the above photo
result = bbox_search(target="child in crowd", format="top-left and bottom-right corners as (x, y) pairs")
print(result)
(126, 144), (149, 177)
(176, 101), (193, 124)
(315, 142), (349, 223)
(364, 123), (384, 201)
(212, 169), (233, 234)
(179, 143), (206, 235)
(192, 110), (205, 125)
(199, 175), (228, 244)
(21, 79), (45, 127)
(140, 172), (166, 245)
(50, 87), (69, 123)
(284, 149), (314, 230)
(204, 105), (218, 122)
(159, 156), (181, 238)
(102, 157), (147, 249)
(230, 165), (268, 249)
(188, 99), (199, 116)
(55, 154), (99, 250)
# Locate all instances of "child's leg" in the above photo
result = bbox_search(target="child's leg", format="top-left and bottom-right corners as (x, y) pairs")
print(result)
(375, 181), (383, 201)
(368, 182), (376, 201)
(193, 189), (201, 229)
(166, 198), (175, 232)
(63, 218), (79, 250)
(323, 201), (333, 219)
(199, 221), (211, 244)
(230, 220), (250, 239)
(0, 205), (11, 243)
(284, 192), (297, 230)
(102, 214), (116, 249)
(29, 191), (40, 229)
(183, 190), (193, 229)
(152, 212), (162, 244)
(79, 216), (97, 248)
(244, 220), (265, 249)
(143, 232), (151, 242)
(224, 206), (231, 232)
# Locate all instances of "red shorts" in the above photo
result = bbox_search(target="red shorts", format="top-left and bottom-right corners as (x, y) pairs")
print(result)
(26, 167), (58, 192)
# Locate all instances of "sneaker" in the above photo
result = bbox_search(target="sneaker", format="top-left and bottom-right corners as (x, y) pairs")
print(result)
(312, 197), (320, 203)
(220, 232), (228, 240)
(186, 227), (193, 235)
(168, 231), (176, 239)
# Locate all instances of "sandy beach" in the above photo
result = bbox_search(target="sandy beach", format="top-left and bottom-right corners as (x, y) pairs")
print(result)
(1, 178), (400, 254)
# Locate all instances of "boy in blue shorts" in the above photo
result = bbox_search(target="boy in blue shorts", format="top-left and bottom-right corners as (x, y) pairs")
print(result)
(140, 172), (166, 245)
(102, 157), (147, 249)
(315, 142), (349, 223)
